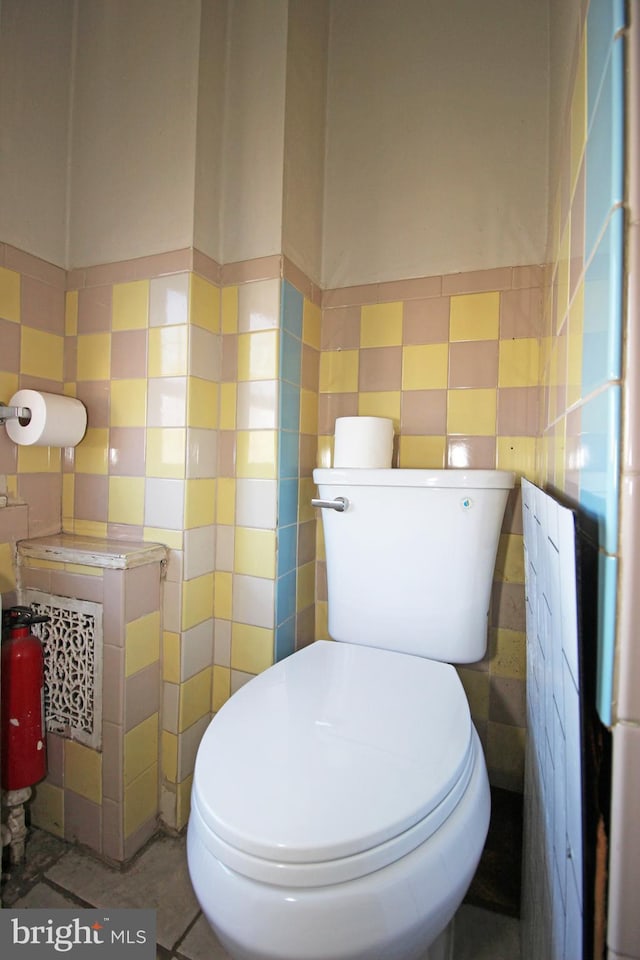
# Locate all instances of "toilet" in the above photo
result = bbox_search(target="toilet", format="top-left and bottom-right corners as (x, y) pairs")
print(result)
(187, 467), (515, 960)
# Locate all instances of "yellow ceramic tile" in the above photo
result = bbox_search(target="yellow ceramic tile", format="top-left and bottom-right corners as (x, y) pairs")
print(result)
(21, 326), (64, 381)
(184, 478), (216, 528)
(300, 388), (318, 435)
(162, 731), (178, 782)
(17, 445), (61, 474)
(402, 343), (448, 390)
(491, 628), (526, 679)
(176, 773), (193, 830)
(187, 377), (218, 429)
(447, 389), (497, 436)
(181, 572), (214, 631)
(567, 283), (584, 406)
(216, 477), (236, 524)
(112, 280), (149, 330)
(486, 722), (525, 791)
(297, 561), (315, 610)
(495, 534), (525, 583)
(219, 383), (237, 430)
(319, 349), (359, 393)
(75, 428), (109, 474)
(143, 527), (183, 550)
(221, 285), (238, 333)
(190, 274), (220, 332)
(237, 330), (279, 381)
(64, 563), (102, 578)
(148, 326), (188, 377)
(111, 379), (147, 427)
(398, 435), (446, 468)
(556, 225), (571, 333)
(498, 338), (539, 388)
(0, 372), (18, 402)
(298, 476), (316, 524)
(124, 713), (158, 785)
(63, 381), (77, 397)
(65, 290), (78, 336)
(108, 476), (145, 525)
(178, 667), (212, 731)
(0, 266), (20, 322)
(77, 333), (111, 381)
(234, 527), (276, 579)
(315, 600), (328, 641)
(496, 436), (537, 477)
(125, 611), (161, 677)
(317, 435), (333, 469)
(360, 302), (403, 347)
(231, 623), (273, 674)
(163, 631), (181, 683)
(0, 542), (15, 592)
(212, 665), (231, 712)
(236, 431), (277, 479)
(358, 390), (401, 424)
(24, 557), (59, 571)
(62, 474), (74, 521)
(74, 519), (108, 538)
(450, 292), (500, 341)
(214, 571), (232, 620)
(457, 668), (490, 720)
(303, 299), (321, 349)
(29, 782), (64, 838)
(6, 475), (17, 499)
(146, 427), (186, 478)
(124, 763), (158, 838)
(64, 740), (102, 805)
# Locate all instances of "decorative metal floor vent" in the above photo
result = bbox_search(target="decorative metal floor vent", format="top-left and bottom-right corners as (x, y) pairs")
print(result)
(21, 590), (103, 750)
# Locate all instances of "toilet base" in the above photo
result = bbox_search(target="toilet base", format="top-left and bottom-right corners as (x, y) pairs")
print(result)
(187, 731), (489, 960)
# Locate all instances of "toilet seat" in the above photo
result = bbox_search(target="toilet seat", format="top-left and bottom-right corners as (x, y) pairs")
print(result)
(192, 641), (474, 888)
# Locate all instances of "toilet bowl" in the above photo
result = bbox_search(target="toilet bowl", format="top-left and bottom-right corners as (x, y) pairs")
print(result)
(187, 467), (514, 960)
(187, 641), (490, 960)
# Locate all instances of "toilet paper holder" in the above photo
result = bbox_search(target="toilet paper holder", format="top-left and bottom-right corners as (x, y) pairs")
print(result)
(0, 403), (31, 426)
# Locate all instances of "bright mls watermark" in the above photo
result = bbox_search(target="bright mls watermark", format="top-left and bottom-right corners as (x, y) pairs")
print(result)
(0, 909), (156, 957)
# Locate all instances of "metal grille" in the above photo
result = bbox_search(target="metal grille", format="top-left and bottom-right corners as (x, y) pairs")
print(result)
(21, 590), (103, 750)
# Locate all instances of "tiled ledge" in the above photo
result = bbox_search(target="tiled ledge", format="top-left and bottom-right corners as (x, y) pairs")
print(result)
(17, 533), (167, 570)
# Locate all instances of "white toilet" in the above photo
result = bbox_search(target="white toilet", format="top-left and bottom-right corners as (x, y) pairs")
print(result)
(187, 467), (515, 960)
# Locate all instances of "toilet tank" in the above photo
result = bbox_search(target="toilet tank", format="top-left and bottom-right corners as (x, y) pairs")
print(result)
(313, 468), (515, 663)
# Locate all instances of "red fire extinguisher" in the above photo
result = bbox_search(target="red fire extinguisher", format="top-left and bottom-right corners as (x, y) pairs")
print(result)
(1, 606), (50, 791)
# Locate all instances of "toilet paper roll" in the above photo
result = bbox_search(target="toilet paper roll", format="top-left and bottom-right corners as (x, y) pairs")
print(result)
(333, 416), (394, 468)
(5, 390), (87, 447)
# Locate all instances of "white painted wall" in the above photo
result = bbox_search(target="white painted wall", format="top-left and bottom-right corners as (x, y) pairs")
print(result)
(220, 0), (288, 264)
(322, 0), (550, 288)
(281, 0), (330, 286)
(68, 0), (201, 267)
(0, 0), (73, 267)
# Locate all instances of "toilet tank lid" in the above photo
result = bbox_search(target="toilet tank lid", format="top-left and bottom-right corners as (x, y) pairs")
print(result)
(313, 468), (515, 489)
(192, 641), (473, 865)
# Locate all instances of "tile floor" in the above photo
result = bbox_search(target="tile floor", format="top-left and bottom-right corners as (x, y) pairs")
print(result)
(1, 824), (521, 960)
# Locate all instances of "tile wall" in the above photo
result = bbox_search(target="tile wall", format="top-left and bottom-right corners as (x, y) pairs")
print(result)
(317, 264), (543, 791)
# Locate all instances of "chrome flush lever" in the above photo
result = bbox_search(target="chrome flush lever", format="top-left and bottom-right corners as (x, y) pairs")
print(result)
(311, 497), (349, 512)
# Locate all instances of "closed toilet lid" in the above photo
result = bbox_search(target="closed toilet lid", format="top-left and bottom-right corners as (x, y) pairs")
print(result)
(193, 641), (473, 868)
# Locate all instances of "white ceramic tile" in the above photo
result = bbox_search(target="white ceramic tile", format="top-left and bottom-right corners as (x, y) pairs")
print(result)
(150, 273), (189, 327)
(186, 428), (218, 478)
(235, 478), (277, 529)
(162, 682), (179, 735)
(163, 578), (182, 633)
(189, 326), (221, 382)
(147, 377), (187, 427)
(181, 618), (214, 681)
(165, 547), (184, 583)
(236, 379), (278, 429)
(45, 835), (199, 951)
(178, 713), (210, 782)
(237, 278), (280, 333)
(184, 525), (216, 580)
(230, 670), (253, 694)
(215, 525), (234, 571)
(608, 723), (640, 957)
(144, 478), (185, 530)
(232, 574), (274, 629)
(214, 619), (231, 667)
